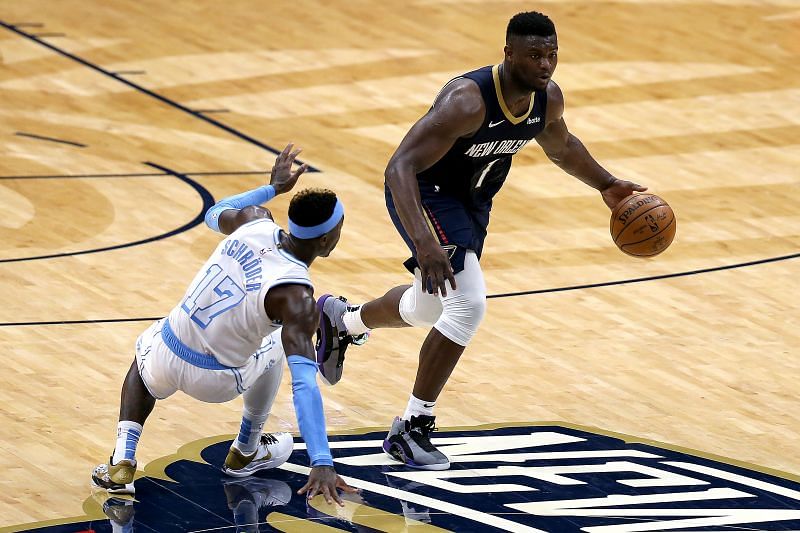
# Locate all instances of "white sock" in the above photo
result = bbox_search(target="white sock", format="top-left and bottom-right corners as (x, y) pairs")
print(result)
(403, 394), (435, 420)
(236, 412), (268, 454)
(342, 305), (370, 335)
(112, 421), (143, 464)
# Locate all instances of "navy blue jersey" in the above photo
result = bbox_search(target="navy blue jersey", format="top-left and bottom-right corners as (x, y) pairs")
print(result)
(417, 65), (548, 209)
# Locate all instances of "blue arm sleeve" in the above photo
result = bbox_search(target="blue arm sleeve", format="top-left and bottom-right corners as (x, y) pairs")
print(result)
(204, 184), (276, 233)
(287, 355), (333, 467)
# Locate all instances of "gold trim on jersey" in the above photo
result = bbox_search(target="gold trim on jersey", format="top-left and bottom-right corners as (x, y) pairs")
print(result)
(420, 205), (441, 242)
(492, 64), (534, 125)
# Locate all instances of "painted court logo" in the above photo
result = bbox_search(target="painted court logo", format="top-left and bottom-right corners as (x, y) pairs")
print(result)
(22, 424), (800, 532)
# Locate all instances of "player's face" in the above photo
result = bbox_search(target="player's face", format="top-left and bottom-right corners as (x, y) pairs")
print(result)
(320, 217), (344, 257)
(507, 34), (558, 91)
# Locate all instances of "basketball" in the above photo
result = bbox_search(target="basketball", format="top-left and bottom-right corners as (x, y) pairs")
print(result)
(610, 194), (676, 257)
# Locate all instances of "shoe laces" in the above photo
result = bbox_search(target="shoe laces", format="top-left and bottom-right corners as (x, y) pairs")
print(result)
(408, 415), (437, 437)
(348, 331), (369, 346)
(260, 433), (278, 446)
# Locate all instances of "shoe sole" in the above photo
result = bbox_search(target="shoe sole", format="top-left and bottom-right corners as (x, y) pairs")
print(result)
(222, 446), (293, 478)
(315, 294), (339, 386)
(91, 476), (135, 495)
(382, 439), (450, 471)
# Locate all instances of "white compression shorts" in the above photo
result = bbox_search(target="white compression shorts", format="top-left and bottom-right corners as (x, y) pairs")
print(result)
(398, 250), (486, 346)
(135, 319), (284, 403)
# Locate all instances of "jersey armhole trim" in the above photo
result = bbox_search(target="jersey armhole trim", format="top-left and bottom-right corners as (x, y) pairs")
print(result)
(262, 279), (315, 323)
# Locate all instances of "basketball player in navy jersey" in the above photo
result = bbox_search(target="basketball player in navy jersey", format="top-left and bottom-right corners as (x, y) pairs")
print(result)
(316, 11), (646, 470)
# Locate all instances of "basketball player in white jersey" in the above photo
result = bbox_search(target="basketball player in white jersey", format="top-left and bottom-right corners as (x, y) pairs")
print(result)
(92, 144), (356, 506)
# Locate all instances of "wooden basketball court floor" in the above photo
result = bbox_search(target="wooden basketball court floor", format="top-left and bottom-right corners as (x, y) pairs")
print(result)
(1, 0), (799, 530)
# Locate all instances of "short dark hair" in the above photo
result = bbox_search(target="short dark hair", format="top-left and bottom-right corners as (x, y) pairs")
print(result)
(288, 188), (337, 228)
(506, 11), (556, 41)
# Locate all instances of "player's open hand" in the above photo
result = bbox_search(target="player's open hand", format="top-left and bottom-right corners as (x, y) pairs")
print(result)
(416, 237), (457, 297)
(270, 143), (309, 195)
(601, 178), (647, 210)
(298, 465), (357, 506)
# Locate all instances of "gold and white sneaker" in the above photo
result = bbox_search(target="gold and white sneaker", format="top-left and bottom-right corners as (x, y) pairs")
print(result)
(91, 458), (137, 494)
(222, 432), (293, 478)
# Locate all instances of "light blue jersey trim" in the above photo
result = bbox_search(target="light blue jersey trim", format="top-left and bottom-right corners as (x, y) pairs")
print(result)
(273, 227), (309, 269)
(162, 318), (233, 371)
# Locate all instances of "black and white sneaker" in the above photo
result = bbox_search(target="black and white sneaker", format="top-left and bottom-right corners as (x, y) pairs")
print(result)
(316, 294), (368, 386)
(382, 415), (450, 470)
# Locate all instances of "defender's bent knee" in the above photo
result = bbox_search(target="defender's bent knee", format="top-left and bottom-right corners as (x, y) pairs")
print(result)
(434, 291), (486, 346)
(432, 250), (486, 346)
(398, 276), (443, 327)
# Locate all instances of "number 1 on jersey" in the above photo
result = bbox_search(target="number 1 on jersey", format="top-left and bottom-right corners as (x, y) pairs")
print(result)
(181, 264), (246, 329)
(475, 159), (498, 189)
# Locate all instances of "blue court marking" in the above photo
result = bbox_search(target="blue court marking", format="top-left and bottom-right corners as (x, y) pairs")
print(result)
(18, 425), (800, 532)
(0, 162), (214, 263)
(0, 20), (320, 172)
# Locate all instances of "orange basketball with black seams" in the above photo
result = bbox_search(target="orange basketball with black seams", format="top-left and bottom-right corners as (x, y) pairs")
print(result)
(610, 193), (676, 257)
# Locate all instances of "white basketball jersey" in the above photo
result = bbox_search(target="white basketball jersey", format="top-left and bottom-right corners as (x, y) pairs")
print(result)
(166, 218), (312, 367)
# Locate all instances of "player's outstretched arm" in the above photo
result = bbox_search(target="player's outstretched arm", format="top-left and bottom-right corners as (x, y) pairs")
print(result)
(384, 79), (484, 296)
(205, 143), (309, 234)
(534, 81), (646, 209)
(266, 284), (357, 506)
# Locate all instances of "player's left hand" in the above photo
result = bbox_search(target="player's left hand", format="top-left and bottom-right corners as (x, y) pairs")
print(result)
(270, 143), (309, 195)
(600, 178), (647, 210)
(298, 465), (358, 506)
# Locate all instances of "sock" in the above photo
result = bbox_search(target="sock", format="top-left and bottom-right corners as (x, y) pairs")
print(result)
(112, 421), (143, 464)
(342, 305), (370, 335)
(236, 412), (268, 454)
(403, 395), (435, 421)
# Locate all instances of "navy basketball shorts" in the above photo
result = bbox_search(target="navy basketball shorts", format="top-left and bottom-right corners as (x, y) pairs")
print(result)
(385, 182), (489, 275)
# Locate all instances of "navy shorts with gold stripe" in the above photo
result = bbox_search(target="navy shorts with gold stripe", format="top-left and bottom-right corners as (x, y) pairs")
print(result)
(385, 182), (489, 275)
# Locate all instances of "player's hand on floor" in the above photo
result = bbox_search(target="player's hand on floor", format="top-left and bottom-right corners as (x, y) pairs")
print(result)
(270, 143), (309, 195)
(416, 238), (457, 297)
(601, 178), (647, 209)
(298, 465), (358, 506)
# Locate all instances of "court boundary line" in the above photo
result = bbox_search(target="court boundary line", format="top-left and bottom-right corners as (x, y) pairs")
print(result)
(0, 20), (320, 172)
(14, 132), (86, 148)
(2, 251), (798, 326)
(486, 251), (800, 299)
(0, 162), (214, 264)
(0, 170), (267, 180)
